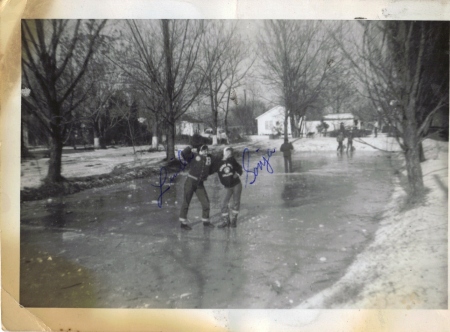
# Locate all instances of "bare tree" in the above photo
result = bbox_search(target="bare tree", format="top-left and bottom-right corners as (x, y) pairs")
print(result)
(201, 21), (255, 144)
(114, 20), (207, 160)
(258, 21), (336, 138)
(76, 35), (127, 149)
(138, 91), (165, 149)
(321, 64), (359, 115)
(22, 19), (107, 183)
(333, 21), (449, 199)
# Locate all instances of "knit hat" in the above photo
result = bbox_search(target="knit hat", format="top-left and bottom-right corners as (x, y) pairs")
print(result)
(223, 146), (233, 155)
(200, 145), (209, 152)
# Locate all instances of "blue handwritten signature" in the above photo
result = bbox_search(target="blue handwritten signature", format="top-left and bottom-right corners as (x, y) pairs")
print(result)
(153, 147), (276, 207)
(242, 148), (276, 187)
(151, 150), (194, 208)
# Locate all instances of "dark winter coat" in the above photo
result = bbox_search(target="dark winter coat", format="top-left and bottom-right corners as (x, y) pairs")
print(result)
(212, 156), (243, 188)
(347, 131), (354, 142)
(280, 142), (294, 157)
(180, 146), (213, 182)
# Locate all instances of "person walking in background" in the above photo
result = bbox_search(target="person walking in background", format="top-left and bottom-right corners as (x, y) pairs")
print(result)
(323, 121), (329, 137)
(336, 131), (344, 153)
(280, 138), (294, 173)
(213, 147), (243, 228)
(346, 129), (354, 153)
(374, 122), (379, 137)
(319, 118), (329, 137)
(178, 145), (215, 230)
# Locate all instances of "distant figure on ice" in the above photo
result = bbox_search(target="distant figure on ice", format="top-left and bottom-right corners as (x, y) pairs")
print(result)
(212, 147), (243, 228)
(374, 122), (378, 137)
(317, 119), (329, 137)
(346, 129), (354, 153)
(321, 120), (329, 137)
(336, 131), (344, 153)
(280, 138), (294, 173)
(178, 145), (215, 230)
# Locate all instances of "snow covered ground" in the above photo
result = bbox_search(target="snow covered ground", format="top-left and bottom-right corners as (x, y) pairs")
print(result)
(21, 134), (399, 189)
(296, 137), (448, 309)
(20, 134), (448, 309)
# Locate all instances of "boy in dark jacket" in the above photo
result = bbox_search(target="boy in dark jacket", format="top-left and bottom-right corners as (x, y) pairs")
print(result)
(280, 138), (294, 173)
(178, 145), (215, 230)
(214, 147), (243, 228)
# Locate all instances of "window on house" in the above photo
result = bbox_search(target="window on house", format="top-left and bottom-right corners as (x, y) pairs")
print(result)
(265, 120), (272, 130)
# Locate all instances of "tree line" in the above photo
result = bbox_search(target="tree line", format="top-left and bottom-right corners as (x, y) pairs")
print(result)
(21, 19), (448, 199)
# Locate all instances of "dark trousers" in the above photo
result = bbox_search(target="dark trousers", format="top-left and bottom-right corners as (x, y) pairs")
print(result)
(283, 156), (292, 173)
(221, 181), (242, 217)
(347, 141), (353, 151)
(179, 177), (210, 221)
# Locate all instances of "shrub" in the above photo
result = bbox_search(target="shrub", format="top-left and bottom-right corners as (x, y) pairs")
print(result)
(175, 134), (191, 145)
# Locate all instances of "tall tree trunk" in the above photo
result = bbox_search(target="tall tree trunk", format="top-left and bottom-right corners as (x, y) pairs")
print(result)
(45, 135), (64, 183)
(152, 121), (158, 149)
(404, 145), (424, 198)
(97, 120), (107, 149)
(284, 108), (289, 141)
(224, 90), (232, 144)
(289, 112), (297, 138)
(418, 142), (425, 162)
(93, 121), (102, 149)
(127, 118), (136, 154)
(166, 120), (176, 160)
(297, 115), (304, 138)
(212, 107), (218, 145)
(403, 111), (425, 198)
(224, 116), (228, 139)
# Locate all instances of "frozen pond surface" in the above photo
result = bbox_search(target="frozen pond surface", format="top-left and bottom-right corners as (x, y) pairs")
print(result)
(20, 150), (398, 308)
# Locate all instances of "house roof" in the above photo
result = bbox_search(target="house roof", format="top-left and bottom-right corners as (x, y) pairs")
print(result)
(179, 114), (203, 123)
(323, 113), (356, 120)
(255, 105), (286, 120)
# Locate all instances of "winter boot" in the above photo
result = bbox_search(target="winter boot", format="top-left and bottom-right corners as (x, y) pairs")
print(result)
(203, 221), (215, 228)
(230, 215), (237, 228)
(180, 223), (192, 230)
(218, 215), (230, 228)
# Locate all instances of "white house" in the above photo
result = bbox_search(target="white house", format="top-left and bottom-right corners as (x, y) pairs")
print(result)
(176, 115), (205, 136)
(256, 106), (292, 135)
(322, 113), (359, 131)
(299, 119), (322, 135)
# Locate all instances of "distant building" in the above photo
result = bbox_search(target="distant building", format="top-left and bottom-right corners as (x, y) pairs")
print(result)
(299, 118), (322, 135)
(255, 105), (292, 135)
(176, 114), (205, 136)
(322, 113), (359, 131)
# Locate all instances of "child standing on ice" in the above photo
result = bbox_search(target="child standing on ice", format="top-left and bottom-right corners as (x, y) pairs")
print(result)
(336, 132), (344, 152)
(213, 147), (243, 228)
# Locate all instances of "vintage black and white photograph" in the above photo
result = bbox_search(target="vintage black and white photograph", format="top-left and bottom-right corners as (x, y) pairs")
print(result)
(19, 19), (448, 310)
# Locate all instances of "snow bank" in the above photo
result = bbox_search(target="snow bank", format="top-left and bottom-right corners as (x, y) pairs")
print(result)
(296, 138), (448, 309)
